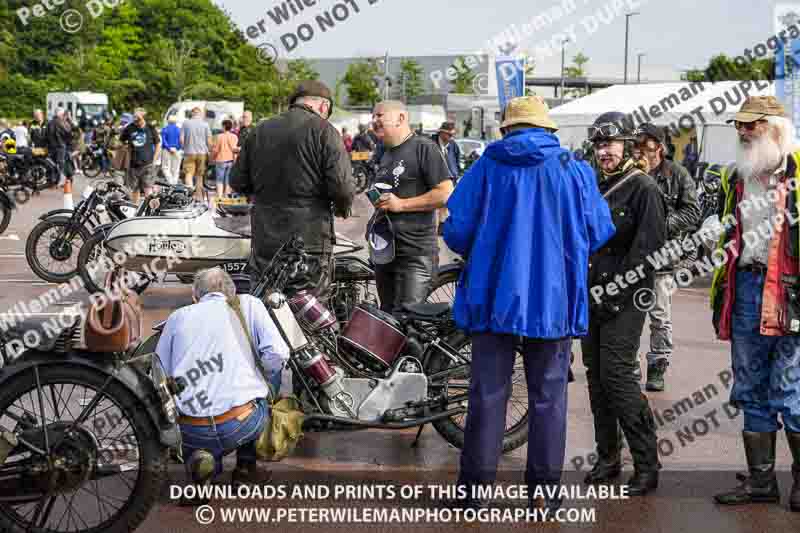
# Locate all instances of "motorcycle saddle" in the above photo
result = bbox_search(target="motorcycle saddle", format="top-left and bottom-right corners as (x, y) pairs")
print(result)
(400, 302), (451, 320)
(3, 314), (81, 353)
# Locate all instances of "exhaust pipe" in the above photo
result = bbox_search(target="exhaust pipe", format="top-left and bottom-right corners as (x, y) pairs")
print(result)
(302, 406), (466, 430)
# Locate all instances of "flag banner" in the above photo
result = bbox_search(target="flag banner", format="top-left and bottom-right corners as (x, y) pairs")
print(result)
(495, 57), (526, 112)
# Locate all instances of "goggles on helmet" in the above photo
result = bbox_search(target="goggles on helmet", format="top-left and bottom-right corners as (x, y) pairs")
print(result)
(588, 122), (626, 141)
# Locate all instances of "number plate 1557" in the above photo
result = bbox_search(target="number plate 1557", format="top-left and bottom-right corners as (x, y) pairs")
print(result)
(221, 262), (247, 273)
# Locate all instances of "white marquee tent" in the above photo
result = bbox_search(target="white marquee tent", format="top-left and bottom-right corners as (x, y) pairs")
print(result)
(549, 80), (776, 165)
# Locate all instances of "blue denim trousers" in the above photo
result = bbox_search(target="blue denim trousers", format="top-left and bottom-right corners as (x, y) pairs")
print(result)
(215, 161), (233, 186)
(731, 271), (800, 433)
(180, 399), (269, 478)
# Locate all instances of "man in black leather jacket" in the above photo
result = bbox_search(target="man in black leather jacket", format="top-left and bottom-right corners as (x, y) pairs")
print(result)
(582, 111), (667, 496)
(634, 124), (701, 392)
(230, 81), (355, 294)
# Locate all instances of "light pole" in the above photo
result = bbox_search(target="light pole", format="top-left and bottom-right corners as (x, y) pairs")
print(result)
(624, 12), (639, 84)
(383, 51), (390, 100)
(637, 53), (646, 83)
(560, 38), (570, 105)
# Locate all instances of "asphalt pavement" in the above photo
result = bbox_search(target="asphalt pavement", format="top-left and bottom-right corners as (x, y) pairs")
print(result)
(0, 177), (797, 532)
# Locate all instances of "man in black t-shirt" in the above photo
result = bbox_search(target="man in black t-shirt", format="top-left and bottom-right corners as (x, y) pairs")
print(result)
(120, 108), (161, 203)
(370, 100), (453, 313)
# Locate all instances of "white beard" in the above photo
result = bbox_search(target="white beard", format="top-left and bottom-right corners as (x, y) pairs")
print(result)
(736, 134), (784, 180)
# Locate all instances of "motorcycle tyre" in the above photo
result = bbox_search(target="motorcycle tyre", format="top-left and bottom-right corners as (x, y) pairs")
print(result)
(25, 164), (49, 190)
(82, 153), (101, 179)
(25, 217), (91, 283)
(427, 330), (529, 454)
(426, 267), (460, 306)
(78, 231), (151, 295)
(0, 201), (11, 236)
(0, 364), (168, 533)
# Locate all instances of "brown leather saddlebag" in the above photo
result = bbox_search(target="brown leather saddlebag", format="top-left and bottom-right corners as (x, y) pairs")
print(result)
(84, 273), (143, 353)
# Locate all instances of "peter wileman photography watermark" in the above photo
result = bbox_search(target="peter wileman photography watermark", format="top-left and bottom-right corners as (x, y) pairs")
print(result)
(585, 176), (800, 313)
(0, 228), (204, 360)
(16, 0), (125, 34)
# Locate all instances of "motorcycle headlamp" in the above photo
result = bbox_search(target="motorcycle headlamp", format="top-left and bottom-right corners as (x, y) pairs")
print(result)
(148, 198), (161, 211)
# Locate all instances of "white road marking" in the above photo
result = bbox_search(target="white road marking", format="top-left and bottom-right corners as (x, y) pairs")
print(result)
(0, 254), (25, 258)
(0, 234), (20, 241)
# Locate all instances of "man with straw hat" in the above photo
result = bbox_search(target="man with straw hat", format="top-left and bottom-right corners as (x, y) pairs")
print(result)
(443, 95), (615, 512)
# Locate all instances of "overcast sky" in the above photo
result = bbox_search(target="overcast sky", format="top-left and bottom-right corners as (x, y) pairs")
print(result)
(217, 0), (793, 81)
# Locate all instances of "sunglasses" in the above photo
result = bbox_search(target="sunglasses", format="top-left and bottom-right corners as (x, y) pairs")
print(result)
(588, 123), (624, 141)
(734, 120), (766, 131)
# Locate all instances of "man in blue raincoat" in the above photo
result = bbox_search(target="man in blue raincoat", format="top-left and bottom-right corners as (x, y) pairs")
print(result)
(443, 96), (615, 511)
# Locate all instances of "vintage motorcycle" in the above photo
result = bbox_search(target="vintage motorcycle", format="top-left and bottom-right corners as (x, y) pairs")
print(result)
(79, 142), (113, 179)
(78, 200), (463, 309)
(351, 151), (376, 194)
(0, 184), (16, 237)
(689, 162), (723, 270)
(0, 308), (183, 532)
(0, 141), (60, 192)
(133, 235), (528, 453)
(25, 180), (138, 283)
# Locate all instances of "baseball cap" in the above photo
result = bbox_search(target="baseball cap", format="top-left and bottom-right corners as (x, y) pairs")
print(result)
(366, 211), (395, 265)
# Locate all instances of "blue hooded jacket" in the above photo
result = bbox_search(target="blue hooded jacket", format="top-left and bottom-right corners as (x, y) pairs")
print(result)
(443, 128), (615, 339)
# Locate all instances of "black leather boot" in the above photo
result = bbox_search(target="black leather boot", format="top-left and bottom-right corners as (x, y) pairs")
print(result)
(585, 417), (623, 484)
(584, 458), (622, 484)
(626, 470), (659, 496)
(714, 431), (780, 505)
(786, 431), (800, 512)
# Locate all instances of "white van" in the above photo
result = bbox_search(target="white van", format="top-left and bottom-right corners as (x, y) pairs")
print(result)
(163, 101), (245, 132)
(46, 92), (109, 120)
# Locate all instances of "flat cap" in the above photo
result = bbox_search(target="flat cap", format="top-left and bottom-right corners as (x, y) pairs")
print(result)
(289, 80), (332, 104)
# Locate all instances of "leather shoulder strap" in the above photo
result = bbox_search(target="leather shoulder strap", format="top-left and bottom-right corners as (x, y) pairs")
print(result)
(226, 296), (274, 401)
(602, 169), (643, 199)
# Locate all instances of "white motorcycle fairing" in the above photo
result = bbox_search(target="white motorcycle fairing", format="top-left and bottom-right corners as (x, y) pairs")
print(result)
(103, 204), (251, 275)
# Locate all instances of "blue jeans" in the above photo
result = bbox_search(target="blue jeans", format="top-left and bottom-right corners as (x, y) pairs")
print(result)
(459, 334), (571, 490)
(731, 271), (800, 433)
(180, 399), (269, 478)
(215, 161), (233, 186)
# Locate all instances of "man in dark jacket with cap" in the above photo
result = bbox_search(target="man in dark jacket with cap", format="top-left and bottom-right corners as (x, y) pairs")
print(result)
(633, 123), (701, 392)
(231, 81), (355, 293)
(431, 121), (462, 180)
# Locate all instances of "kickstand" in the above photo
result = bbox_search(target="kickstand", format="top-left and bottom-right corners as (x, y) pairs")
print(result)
(411, 424), (426, 448)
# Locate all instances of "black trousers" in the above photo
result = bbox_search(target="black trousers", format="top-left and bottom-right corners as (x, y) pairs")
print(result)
(374, 255), (434, 314)
(580, 303), (660, 472)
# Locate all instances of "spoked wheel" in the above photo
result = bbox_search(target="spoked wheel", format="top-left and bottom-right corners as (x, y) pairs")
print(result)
(0, 201), (11, 236)
(0, 364), (167, 533)
(426, 266), (461, 306)
(427, 331), (529, 453)
(81, 154), (102, 179)
(26, 165), (49, 191)
(25, 217), (90, 283)
(78, 232), (151, 295)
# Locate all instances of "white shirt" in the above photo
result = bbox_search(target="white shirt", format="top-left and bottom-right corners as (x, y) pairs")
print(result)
(739, 159), (786, 266)
(12, 127), (28, 148)
(156, 293), (289, 417)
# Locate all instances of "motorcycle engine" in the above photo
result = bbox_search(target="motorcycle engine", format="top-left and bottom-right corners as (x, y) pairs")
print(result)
(319, 357), (428, 422)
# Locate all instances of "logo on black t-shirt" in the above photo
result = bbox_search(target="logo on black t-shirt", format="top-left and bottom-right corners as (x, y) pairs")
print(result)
(391, 160), (406, 188)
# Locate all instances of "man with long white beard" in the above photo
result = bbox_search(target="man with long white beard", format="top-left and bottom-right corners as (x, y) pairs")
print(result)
(709, 96), (800, 512)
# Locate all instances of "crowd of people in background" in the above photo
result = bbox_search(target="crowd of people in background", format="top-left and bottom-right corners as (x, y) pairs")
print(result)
(0, 106), (264, 207)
